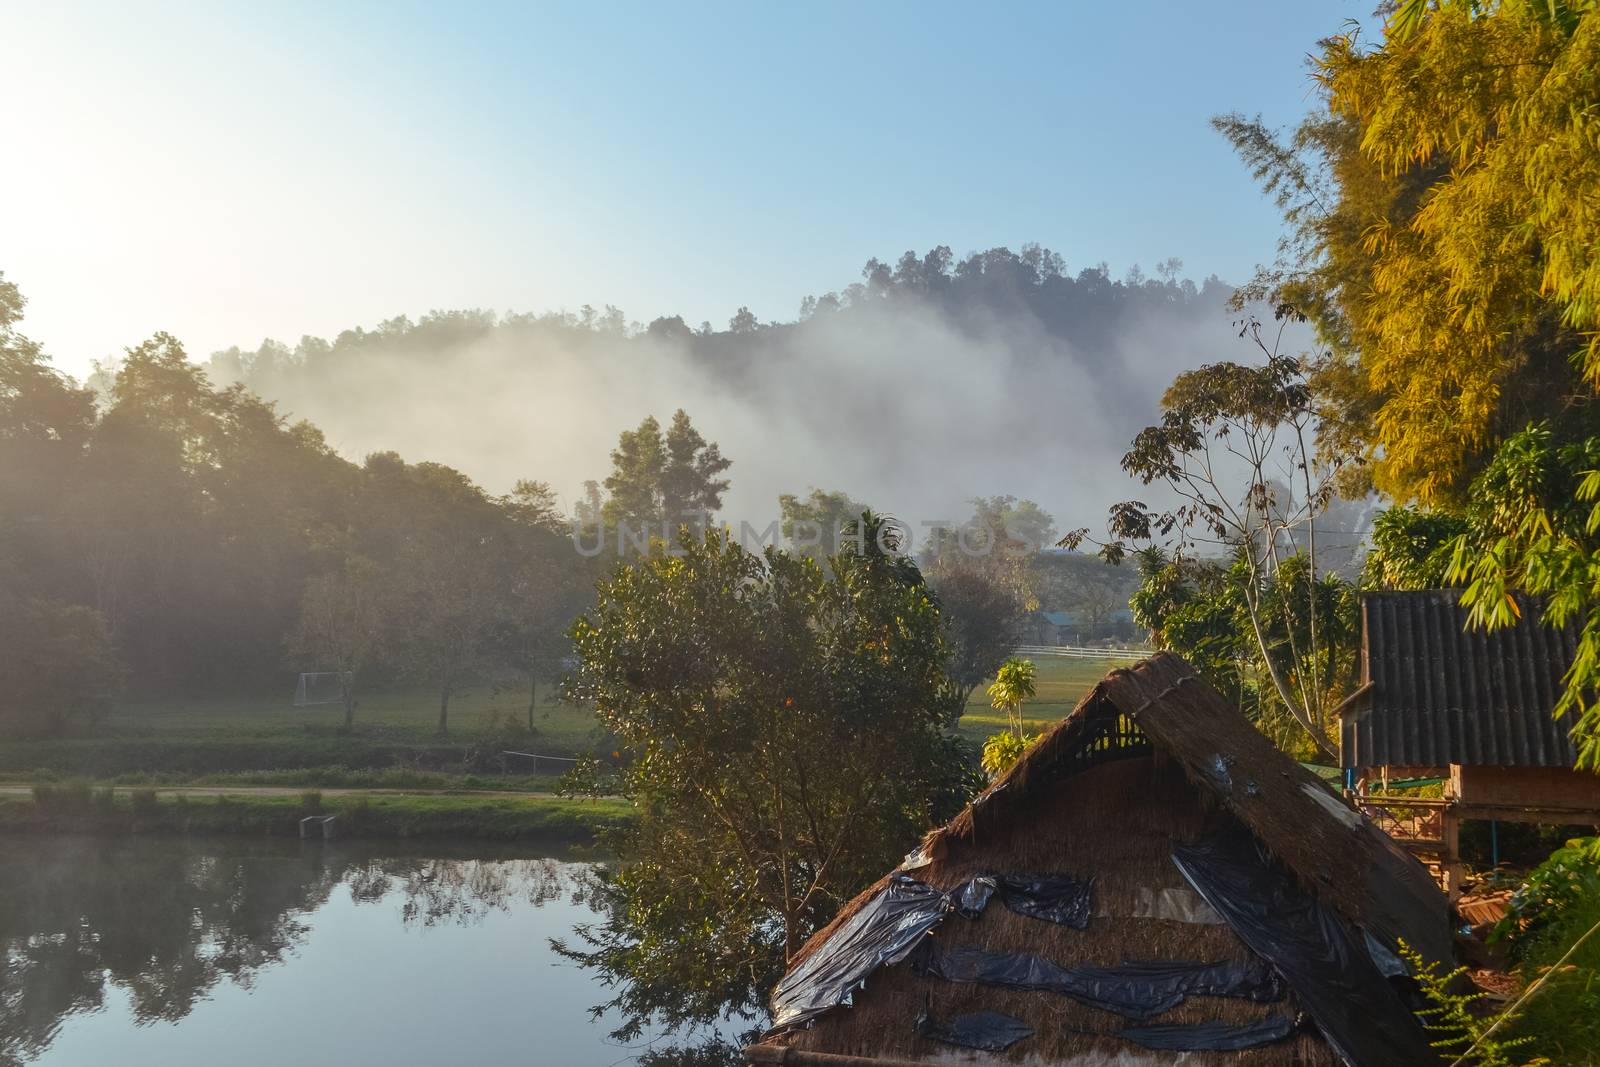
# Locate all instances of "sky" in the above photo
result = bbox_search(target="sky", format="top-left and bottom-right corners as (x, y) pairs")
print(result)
(0, 1), (1380, 381)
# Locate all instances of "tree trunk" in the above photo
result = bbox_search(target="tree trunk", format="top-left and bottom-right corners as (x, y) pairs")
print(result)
(342, 673), (356, 731)
(1242, 586), (1337, 760)
(437, 683), (451, 738)
(528, 672), (538, 733)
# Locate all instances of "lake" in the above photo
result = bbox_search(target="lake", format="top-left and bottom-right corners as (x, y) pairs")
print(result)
(0, 835), (662, 1066)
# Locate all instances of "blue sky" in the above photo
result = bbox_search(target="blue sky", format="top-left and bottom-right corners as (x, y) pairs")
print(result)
(2, 2), (1378, 379)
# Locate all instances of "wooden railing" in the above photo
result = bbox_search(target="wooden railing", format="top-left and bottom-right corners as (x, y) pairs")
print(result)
(1352, 794), (1449, 850)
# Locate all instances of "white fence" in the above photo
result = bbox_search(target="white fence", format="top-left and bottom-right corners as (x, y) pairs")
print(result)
(1014, 645), (1147, 661)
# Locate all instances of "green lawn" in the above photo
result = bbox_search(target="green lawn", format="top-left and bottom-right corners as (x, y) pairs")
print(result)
(104, 678), (596, 745)
(4, 654), (1135, 783)
(0, 679), (613, 782)
(956, 654), (1138, 746)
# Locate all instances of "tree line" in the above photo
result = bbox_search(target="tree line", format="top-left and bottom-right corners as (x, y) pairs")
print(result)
(3, 283), (737, 737)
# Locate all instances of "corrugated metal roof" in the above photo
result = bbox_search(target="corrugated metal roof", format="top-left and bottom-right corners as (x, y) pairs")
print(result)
(1342, 590), (1581, 770)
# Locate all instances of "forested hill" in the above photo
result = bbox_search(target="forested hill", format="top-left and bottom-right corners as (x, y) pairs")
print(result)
(199, 245), (1236, 531)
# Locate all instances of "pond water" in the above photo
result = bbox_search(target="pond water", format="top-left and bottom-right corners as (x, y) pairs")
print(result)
(0, 835), (658, 1066)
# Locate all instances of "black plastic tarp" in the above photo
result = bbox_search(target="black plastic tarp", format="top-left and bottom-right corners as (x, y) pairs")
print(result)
(1120, 1014), (1295, 1051)
(770, 873), (992, 1029)
(992, 872), (1094, 928)
(915, 1008), (1034, 1051)
(1172, 829), (1442, 1067)
(911, 942), (1281, 1019)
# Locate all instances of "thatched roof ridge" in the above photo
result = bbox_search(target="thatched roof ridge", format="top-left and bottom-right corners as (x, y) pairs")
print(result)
(914, 652), (1448, 965)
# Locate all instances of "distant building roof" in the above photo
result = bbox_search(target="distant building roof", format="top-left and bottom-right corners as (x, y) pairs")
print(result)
(1341, 590), (1581, 770)
(1042, 610), (1073, 627)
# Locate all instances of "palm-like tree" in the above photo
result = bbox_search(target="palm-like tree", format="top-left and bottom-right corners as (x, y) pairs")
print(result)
(987, 657), (1037, 739)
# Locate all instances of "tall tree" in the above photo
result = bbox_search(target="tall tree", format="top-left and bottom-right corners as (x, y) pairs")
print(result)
(498, 479), (590, 730)
(1066, 333), (1353, 759)
(557, 525), (969, 1039)
(0, 592), (123, 737)
(372, 459), (515, 737)
(600, 410), (730, 532)
(777, 487), (868, 558)
(288, 556), (383, 730)
(921, 496), (1047, 705)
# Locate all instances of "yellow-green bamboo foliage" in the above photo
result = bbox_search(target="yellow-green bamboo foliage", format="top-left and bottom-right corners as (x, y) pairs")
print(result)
(1316, 2), (1600, 503)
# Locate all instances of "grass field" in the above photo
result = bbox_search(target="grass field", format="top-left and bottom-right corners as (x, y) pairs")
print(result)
(956, 654), (1138, 747)
(2, 655), (1132, 785)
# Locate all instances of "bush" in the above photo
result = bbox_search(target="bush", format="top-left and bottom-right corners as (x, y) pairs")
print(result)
(980, 730), (1039, 779)
(555, 753), (616, 800)
(32, 779), (93, 810)
(1399, 942), (1543, 1067)
(1495, 838), (1600, 1063)
(130, 787), (159, 814)
(300, 790), (323, 812)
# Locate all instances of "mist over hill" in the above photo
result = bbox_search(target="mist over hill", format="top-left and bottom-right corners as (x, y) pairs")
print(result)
(203, 245), (1242, 536)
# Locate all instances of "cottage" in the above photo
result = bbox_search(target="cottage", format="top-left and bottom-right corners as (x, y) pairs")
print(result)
(1341, 589), (1600, 896)
(745, 652), (1450, 1067)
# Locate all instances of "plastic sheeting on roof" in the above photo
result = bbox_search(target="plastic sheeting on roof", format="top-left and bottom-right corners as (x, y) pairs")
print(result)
(1119, 1014), (1296, 1051)
(914, 1008), (1034, 1051)
(992, 872), (1094, 928)
(1172, 829), (1441, 1067)
(770, 873), (991, 1030)
(910, 943), (1282, 1020)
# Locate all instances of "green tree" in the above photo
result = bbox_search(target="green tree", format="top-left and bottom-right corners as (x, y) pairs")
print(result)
(498, 478), (591, 730)
(1448, 427), (1600, 768)
(601, 410), (730, 531)
(777, 487), (868, 557)
(288, 556), (383, 730)
(372, 459), (517, 737)
(987, 656), (1036, 740)
(557, 525), (969, 1038)
(922, 497), (1046, 705)
(1067, 338), (1352, 759)
(1361, 506), (1468, 591)
(0, 594), (122, 737)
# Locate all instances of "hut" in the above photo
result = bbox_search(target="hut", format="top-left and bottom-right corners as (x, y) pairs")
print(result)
(1340, 589), (1600, 896)
(744, 652), (1450, 1067)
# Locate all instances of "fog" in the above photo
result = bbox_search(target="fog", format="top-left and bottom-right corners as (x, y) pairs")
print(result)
(203, 254), (1279, 541)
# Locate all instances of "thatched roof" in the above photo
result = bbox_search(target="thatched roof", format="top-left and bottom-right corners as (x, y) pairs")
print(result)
(747, 652), (1450, 1067)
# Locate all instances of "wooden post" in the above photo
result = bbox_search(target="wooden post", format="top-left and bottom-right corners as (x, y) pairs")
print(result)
(1441, 763), (1465, 901)
(1440, 805), (1464, 901)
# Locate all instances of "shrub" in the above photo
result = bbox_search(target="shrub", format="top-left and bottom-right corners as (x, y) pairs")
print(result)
(556, 754), (614, 800)
(300, 790), (323, 812)
(1398, 942), (1545, 1067)
(980, 730), (1039, 779)
(130, 787), (159, 814)
(32, 779), (93, 810)
(1495, 838), (1600, 1063)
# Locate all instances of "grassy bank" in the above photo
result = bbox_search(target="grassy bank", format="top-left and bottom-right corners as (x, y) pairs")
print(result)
(3, 655), (1128, 787)
(0, 787), (634, 844)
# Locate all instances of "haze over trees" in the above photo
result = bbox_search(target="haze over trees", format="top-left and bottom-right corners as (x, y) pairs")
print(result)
(190, 243), (1237, 536)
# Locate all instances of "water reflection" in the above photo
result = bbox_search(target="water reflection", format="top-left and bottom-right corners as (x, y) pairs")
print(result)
(0, 837), (596, 1067)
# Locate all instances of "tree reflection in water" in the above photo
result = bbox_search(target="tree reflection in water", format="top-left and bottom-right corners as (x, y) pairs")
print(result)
(0, 837), (589, 1067)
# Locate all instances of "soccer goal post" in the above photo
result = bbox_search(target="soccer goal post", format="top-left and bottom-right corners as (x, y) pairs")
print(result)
(295, 671), (352, 708)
